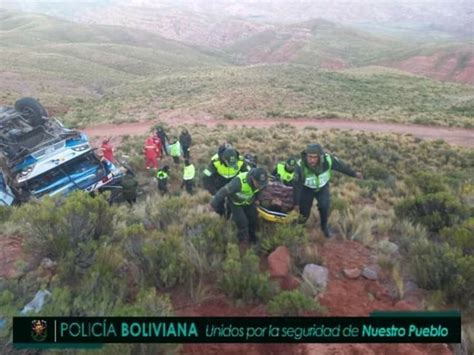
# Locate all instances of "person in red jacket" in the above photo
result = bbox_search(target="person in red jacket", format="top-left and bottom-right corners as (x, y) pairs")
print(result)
(152, 133), (162, 156)
(100, 138), (114, 162)
(143, 135), (159, 169)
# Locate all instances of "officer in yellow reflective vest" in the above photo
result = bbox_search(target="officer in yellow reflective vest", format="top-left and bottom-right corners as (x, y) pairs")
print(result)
(210, 168), (268, 243)
(156, 165), (170, 195)
(272, 157), (297, 186)
(293, 144), (363, 238)
(203, 147), (249, 217)
(181, 159), (195, 194)
(169, 136), (182, 165)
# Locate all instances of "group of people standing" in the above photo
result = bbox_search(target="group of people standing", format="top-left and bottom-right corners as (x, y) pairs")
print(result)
(99, 127), (363, 242)
(143, 126), (196, 196)
(143, 126), (192, 169)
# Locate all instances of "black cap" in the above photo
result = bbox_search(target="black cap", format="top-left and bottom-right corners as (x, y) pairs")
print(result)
(286, 158), (297, 167)
(249, 167), (268, 189)
(221, 148), (238, 169)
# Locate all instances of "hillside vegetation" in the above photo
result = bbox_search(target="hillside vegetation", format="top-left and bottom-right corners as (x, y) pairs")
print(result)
(61, 64), (474, 128)
(0, 9), (228, 107)
(0, 124), (473, 353)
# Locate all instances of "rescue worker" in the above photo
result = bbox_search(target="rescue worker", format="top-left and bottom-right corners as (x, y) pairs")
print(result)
(100, 138), (114, 162)
(152, 132), (162, 157)
(179, 128), (192, 160)
(272, 157), (297, 186)
(121, 169), (138, 206)
(210, 167), (269, 243)
(155, 126), (169, 156)
(293, 144), (363, 238)
(181, 159), (195, 194)
(244, 153), (258, 168)
(202, 147), (249, 217)
(156, 165), (170, 195)
(143, 135), (160, 170)
(169, 136), (182, 165)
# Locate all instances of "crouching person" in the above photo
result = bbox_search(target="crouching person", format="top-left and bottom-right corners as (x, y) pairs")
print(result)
(210, 167), (268, 244)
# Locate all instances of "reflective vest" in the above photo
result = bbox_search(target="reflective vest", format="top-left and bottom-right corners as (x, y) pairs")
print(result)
(183, 164), (195, 180)
(209, 154), (245, 179)
(276, 162), (295, 183)
(169, 142), (181, 157)
(301, 154), (333, 189)
(156, 171), (168, 180)
(232, 172), (259, 206)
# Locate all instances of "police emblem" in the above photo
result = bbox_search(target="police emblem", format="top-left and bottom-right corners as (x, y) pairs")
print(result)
(31, 320), (47, 342)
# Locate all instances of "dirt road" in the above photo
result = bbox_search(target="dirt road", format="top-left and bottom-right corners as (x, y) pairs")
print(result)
(84, 117), (474, 148)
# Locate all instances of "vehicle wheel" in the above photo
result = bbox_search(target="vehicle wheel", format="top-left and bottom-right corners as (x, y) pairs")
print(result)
(14, 97), (48, 127)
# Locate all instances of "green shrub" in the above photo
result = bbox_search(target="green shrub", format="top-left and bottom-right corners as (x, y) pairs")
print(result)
(143, 196), (188, 231)
(144, 230), (195, 290)
(0, 206), (12, 223)
(224, 112), (237, 120)
(267, 290), (321, 316)
(220, 244), (276, 304)
(365, 162), (391, 180)
(441, 218), (474, 255)
(409, 238), (473, 308)
(408, 171), (448, 194)
(335, 207), (375, 245)
(13, 191), (115, 260)
(260, 222), (308, 255)
(184, 213), (237, 272)
(390, 219), (427, 255)
(395, 192), (470, 233)
(330, 196), (349, 213)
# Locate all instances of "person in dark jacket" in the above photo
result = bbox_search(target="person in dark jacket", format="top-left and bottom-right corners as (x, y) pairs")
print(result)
(179, 128), (192, 159)
(155, 125), (169, 156)
(293, 144), (363, 238)
(121, 169), (139, 206)
(203, 147), (249, 218)
(211, 167), (268, 243)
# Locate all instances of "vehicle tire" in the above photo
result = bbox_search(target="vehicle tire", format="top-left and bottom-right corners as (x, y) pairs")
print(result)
(14, 97), (48, 127)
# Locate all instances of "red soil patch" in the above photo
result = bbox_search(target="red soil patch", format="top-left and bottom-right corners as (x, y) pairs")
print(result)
(171, 240), (452, 354)
(387, 51), (474, 85)
(0, 235), (24, 279)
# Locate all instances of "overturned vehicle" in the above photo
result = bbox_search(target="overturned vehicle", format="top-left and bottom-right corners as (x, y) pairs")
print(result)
(0, 97), (124, 206)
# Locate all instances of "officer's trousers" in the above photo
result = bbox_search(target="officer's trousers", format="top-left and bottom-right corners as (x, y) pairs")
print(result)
(299, 184), (331, 231)
(230, 203), (258, 242)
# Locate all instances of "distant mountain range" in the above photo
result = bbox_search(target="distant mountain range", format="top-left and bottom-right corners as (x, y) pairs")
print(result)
(0, 6), (472, 127)
(2, 0), (473, 38)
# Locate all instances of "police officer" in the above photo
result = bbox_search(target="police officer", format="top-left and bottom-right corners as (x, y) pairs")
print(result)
(272, 157), (297, 186)
(156, 165), (170, 195)
(181, 159), (195, 194)
(211, 167), (268, 243)
(202, 147), (249, 217)
(293, 144), (363, 238)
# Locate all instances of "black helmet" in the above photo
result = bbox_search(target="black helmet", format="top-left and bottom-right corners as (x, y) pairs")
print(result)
(221, 148), (238, 169)
(304, 144), (324, 155)
(248, 167), (268, 190)
(285, 157), (297, 172)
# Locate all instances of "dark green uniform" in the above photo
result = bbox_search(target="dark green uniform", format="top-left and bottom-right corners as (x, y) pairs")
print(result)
(156, 169), (169, 195)
(121, 173), (138, 206)
(203, 148), (249, 218)
(211, 168), (267, 243)
(293, 144), (357, 237)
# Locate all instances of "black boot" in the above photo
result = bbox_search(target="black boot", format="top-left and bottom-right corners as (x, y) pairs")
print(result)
(322, 225), (332, 239)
